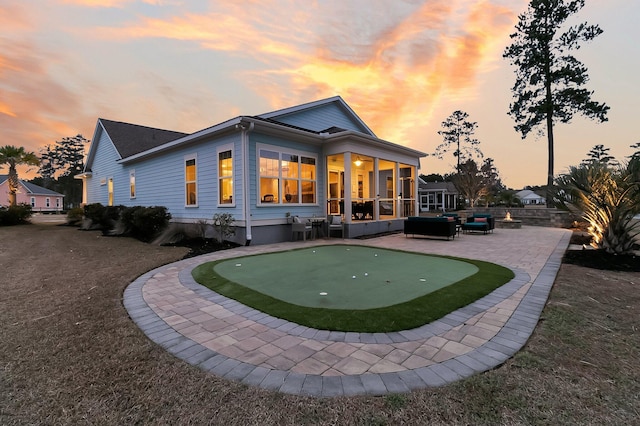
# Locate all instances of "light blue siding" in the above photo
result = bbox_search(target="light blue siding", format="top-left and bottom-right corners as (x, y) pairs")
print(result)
(270, 103), (370, 134)
(85, 128), (124, 205)
(126, 133), (243, 222)
(248, 132), (326, 221)
(86, 129), (246, 222)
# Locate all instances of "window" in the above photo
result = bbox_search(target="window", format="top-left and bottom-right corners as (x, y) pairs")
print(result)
(30, 197), (35, 207)
(108, 178), (114, 206)
(185, 156), (197, 206)
(218, 149), (233, 205)
(259, 147), (316, 204)
(56, 198), (60, 208)
(46, 197), (50, 208)
(129, 171), (136, 199)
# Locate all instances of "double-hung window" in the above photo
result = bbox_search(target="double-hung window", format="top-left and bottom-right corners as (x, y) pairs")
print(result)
(185, 155), (197, 206)
(259, 146), (316, 204)
(129, 171), (136, 199)
(218, 148), (233, 205)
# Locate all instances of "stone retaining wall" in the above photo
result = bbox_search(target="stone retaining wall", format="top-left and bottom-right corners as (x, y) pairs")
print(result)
(458, 207), (575, 228)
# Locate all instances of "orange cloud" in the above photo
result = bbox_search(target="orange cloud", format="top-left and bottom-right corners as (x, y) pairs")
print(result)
(61, 0), (173, 7)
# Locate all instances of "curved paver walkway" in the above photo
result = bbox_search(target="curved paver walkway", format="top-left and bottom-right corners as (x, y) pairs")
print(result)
(124, 227), (571, 397)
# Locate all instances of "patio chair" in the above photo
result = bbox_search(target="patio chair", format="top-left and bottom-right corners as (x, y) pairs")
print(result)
(291, 216), (312, 241)
(327, 214), (344, 238)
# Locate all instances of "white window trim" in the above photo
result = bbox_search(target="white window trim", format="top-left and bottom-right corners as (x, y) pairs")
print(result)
(256, 143), (318, 206)
(107, 177), (114, 206)
(185, 153), (198, 207)
(46, 197), (50, 208)
(129, 170), (136, 199)
(30, 197), (35, 207)
(217, 144), (235, 207)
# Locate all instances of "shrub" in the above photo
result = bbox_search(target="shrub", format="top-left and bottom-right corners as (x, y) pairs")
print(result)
(124, 206), (171, 242)
(83, 203), (105, 225)
(82, 203), (171, 242)
(212, 212), (235, 243)
(0, 204), (33, 226)
(66, 207), (84, 226)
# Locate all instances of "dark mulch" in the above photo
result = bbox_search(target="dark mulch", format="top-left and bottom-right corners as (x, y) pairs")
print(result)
(166, 237), (241, 258)
(564, 230), (639, 272)
(563, 250), (640, 272)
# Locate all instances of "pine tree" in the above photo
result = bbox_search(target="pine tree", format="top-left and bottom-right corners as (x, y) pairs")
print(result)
(503, 0), (609, 207)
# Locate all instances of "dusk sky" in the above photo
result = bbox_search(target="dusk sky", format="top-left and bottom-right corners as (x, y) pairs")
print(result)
(1, 0), (638, 189)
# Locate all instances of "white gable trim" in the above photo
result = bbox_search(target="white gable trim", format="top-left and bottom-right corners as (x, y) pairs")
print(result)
(83, 119), (122, 172)
(258, 96), (377, 137)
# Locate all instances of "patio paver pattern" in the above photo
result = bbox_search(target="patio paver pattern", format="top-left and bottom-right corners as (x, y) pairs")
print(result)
(124, 227), (571, 397)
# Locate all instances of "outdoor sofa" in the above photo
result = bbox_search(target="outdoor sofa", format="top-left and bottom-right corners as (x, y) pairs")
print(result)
(461, 213), (495, 234)
(403, 216), (457, 240)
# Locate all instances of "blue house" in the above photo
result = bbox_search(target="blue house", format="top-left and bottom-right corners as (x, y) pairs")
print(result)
(77, 96), (426, 244)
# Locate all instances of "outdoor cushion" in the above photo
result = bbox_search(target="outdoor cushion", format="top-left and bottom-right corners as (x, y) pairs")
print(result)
(331, 215), (342, 225)
(475, 217), (487, 222)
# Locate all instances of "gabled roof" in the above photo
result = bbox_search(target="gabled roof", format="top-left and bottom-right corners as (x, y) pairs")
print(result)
(515, 189), (545, 200)
(87, 97), (426, 166)
(418, 180), (458, 193)
(99, 119), (189, 159)
(258, 96), (376, 137)
(0, 175), (64, 197)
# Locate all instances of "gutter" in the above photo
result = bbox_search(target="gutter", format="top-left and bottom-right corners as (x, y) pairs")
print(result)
(237, 120), (254, 245)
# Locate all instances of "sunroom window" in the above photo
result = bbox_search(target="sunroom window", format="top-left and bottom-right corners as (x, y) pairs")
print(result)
(259, 147), (316, 204)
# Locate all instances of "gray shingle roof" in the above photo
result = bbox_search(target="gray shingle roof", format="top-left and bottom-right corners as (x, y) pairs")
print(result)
(0, 175), (64, 196)
(100, 119), (188, 159)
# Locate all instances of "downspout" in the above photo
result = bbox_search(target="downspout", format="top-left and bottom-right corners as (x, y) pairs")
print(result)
(238, 121), (254, 245)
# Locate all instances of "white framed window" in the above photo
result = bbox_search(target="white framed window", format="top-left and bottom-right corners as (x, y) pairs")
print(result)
(56, 198), (60, 208)
(46, 197), (50, 208)
(129, 170), (136, 199)
(185, 154), (198, 207)
(218, 145), (233, 205)
(108, 178), (114, 206)
(30, 197), (35, 207)
(258, 144), (316, 205)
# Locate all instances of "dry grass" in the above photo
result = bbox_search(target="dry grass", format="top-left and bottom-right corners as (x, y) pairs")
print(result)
(1, 224), (639, 425)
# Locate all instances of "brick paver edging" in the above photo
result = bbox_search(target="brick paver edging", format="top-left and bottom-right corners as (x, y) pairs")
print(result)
(123, 232), (571, 397)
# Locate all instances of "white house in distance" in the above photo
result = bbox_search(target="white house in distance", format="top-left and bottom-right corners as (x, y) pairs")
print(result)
(0, 175), (64, 212)
(77, 96), (427, 244)
(418, 178), (458, 212)
(515, 189), (546, 206)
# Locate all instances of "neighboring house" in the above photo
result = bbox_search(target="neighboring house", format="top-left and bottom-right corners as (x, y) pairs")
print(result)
(77, 96), (427, 244)
(515, 189), (546, 206)
(0, 175), (64, 212)
(418, 178), (458, 212)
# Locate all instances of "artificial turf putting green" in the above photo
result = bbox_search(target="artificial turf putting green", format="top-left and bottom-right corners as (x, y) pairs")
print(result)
(192, 245), (515, 332)
(211, 246), (478, 309)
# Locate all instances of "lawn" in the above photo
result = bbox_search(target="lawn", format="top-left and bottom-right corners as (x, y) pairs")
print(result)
(2, 224), (639, 425)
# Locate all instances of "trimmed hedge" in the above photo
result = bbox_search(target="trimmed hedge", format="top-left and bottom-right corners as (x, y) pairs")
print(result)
(82, 203), (171, 242)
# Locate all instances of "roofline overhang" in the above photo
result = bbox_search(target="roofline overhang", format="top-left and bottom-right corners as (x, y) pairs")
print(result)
(117, 116), (426, 164)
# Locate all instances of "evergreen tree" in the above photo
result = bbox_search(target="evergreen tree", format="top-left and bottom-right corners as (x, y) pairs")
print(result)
(503, 0), (609, 207)
(37, 134), (88, 208)
(433, 110), (481, 173)
(581, 144), (617, 167)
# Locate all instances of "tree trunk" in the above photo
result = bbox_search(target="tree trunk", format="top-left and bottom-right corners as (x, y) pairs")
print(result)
(8, 162), (18, 207)
(543, 35), (555, 209)
(546, 112), (555, 208)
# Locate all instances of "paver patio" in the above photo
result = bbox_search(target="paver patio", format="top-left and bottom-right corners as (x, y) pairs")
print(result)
(124, 226), (571, 397)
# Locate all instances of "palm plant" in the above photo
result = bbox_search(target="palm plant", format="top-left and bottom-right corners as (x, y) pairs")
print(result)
(555, 158), (640, 254)
(0, 145), (40, 206)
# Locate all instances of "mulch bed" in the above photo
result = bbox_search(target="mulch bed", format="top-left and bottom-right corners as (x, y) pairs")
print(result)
(564, 231), (639, 272)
